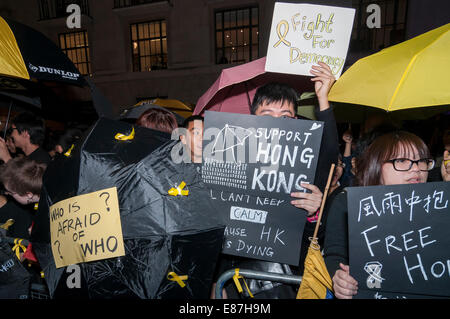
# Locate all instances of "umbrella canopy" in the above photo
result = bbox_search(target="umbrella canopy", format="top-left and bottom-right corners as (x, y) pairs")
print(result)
(193, 56), (313, 115)
(328, 23), (450, 111)
(139, 98), (193, 119)
(33, 118), (225, 298)
(0, 16), (84, 86)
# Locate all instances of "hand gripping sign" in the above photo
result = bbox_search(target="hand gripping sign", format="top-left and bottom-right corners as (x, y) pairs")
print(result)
(49, 187), (125, 268)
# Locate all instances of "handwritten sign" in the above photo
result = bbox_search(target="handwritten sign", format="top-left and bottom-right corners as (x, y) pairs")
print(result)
(347, 182), (450, 298)
(49, 187), (125, 268)
(209, 188), (306, 265)
(202, 111), (324, 203)
(265, 2), (355, 78)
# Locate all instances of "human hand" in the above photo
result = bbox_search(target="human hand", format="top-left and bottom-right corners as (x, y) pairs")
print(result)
(0, 137), (12, 163)
(290, 183), (323, 216)
(332, 263), (358, 299)
(342, 131), (353, 144)
(441, 150), (450, 181)
(310, 62), (336, 109)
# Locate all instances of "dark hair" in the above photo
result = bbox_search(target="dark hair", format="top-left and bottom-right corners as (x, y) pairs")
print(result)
(0, 157), (46, 196)
(250, 82), (298, 115)
(56, 128), (84, 153)
(182, 115), (204, 128)
(355, 131), (431, 186)
(12, 111), (46, 146)
(136, 108), (178, 134)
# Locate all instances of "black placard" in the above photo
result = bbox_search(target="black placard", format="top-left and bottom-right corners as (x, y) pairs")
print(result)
(202, 111), (324, 202)
(347, 181), (450, 298)
(208, 188), (306, 266)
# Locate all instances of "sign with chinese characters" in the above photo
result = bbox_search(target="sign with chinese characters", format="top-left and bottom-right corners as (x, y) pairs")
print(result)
(347, 181), (450, 298)
(265, 2), (355, 78)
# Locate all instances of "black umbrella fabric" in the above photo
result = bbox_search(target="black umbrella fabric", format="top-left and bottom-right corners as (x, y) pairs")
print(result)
(33, 118), (225, 298)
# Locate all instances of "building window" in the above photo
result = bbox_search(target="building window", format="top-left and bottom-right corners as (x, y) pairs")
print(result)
(131, 20), (168, 72)
(215, 7), (259, 65)
(351, 0), (408, 52)
(114, 0), (164, 8)
(38, 0), (89, 20)
(58, 31), (91, 76)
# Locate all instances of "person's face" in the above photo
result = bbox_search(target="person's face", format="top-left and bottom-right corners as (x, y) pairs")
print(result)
(4, 186), (33, 205)
(181, 120), (204, 163)
(10, 125), (27, 150)
(332, 159), (344, 186)
(380, 144), (428, 185)
(5, 136), (16, 153)
(254, 100), (296, 118)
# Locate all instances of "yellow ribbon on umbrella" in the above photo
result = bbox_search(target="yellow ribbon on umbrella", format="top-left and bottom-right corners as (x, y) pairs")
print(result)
(115, 126), (135, 141)
(168, 181), (189, 196)
(0, 219), (14, 230)
(12, 238), (27, 261)
(167, 271), (188, 288)
(64, 144), (75, 157)
(232, 268), (254, 298)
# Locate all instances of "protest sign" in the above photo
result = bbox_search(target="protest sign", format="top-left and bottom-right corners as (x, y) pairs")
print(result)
(49, 187), (125, 268)
(265, 2), (355, 78)
(202, 111), (324, 203)
(209, 188), (306, 265)
(347, 181), (450, 298)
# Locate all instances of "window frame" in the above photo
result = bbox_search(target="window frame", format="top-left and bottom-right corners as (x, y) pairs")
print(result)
(58, 30), (91, 76)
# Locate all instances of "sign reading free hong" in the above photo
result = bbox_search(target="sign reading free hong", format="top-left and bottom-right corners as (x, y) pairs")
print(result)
(265, 2), (355, 78)
(347, 182), (450, 298)
(49, 187), (125, 268)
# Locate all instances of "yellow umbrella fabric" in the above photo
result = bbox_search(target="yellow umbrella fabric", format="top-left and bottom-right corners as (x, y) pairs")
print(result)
(328, 23), (450, 111)
(297, 164), (335, 299)
(140, 98), (193, 119)
(0, 16), (29, 80)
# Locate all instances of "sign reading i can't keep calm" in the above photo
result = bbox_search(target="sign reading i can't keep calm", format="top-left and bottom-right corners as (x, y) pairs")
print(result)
(347, 181), (450, 298)
(49, 187), (125, 268)
(265, 2), (355, 78)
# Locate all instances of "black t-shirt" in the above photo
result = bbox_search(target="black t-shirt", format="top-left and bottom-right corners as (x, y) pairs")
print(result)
(27, 147), (52, 165)
(0, 199), (33, 240)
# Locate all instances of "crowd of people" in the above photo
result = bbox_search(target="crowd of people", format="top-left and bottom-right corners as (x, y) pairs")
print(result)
(0, 61), (449, 299)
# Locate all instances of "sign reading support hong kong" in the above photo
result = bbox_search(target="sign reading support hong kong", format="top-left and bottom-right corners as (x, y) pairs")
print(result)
(347, 181), (450, 298)
(265, 2), (355, 78)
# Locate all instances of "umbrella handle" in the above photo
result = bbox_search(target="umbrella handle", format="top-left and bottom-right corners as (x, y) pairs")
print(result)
(312, 163), (335, 239)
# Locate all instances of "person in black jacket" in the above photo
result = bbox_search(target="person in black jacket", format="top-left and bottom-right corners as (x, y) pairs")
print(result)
(323, 130), (448, 299)
(215, 62), (339, 298)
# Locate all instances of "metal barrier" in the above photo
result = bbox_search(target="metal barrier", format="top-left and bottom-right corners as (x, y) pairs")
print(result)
(215, 268), (302, 299)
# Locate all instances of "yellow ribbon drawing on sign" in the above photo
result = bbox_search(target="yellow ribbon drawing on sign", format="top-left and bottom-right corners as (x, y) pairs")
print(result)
(168, 181), (189, 196)
(167, 271), (188, 288)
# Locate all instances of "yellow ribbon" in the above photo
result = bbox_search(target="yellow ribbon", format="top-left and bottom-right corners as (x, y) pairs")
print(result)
(34, 203), (39, 210)
(115, 126), (135, 141)
(64, 144), (75, 157)
(273, 20), (291, 48)
(12, 238), (27, 261)
(168, 181), (189, 196)
(167, 271), (188, 288)
(0, 219), (14, 230)
(232, 268), (254, 298)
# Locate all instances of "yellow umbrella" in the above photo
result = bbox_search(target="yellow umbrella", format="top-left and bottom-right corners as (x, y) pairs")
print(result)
(137, 98), (193, 119)
(328, 23), (450, 111)
(297, 164), (335, 299)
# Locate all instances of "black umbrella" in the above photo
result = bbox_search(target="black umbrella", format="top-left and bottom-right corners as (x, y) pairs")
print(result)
(119, 102), (186, 126)
(33, 118), (225, 298)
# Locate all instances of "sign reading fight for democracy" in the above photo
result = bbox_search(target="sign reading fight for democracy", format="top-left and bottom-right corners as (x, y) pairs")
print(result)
(265, 2), (355, 78)
(202, 111), (323, 264)
(347, 181), (450, 298)
(49, 187), (125, 268)
(202, 111), (324, 202)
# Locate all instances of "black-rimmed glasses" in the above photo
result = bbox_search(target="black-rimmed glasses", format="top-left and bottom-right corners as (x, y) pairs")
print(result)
(385, 158), (435, 172)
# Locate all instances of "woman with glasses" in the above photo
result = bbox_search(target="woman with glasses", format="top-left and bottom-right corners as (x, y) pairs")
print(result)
(323, 130), (447, 299)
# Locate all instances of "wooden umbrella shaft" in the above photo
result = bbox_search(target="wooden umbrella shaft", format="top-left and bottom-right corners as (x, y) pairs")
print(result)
(312, 163), (336, 239)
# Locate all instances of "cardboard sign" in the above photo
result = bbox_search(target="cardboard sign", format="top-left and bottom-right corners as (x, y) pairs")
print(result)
(209, 188), (306, 266)
(49, 187), (125, 268)
(347, 181), (450, 298)
(202, 111), (324, 203)
(265, 2), (355, 78)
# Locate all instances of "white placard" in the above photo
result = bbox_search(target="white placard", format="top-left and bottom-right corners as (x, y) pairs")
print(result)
(265, 2), (355, 79)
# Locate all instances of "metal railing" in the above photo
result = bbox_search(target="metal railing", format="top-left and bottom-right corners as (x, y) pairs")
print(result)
(113, 0), (165, 9)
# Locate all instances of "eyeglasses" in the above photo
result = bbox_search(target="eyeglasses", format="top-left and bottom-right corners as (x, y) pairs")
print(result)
(385, 158), (435, 172)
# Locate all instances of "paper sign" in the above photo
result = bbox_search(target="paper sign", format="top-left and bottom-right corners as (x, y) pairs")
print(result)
(49, 187), (125, 268)
(265, 2), (355, 78)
